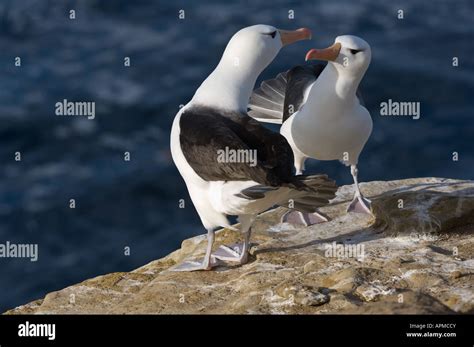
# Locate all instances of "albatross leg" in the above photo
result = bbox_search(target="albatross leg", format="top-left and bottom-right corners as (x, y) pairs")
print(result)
(212, 215), (254, 264)
(347, 165), (372, 215)
(170, 228), (221, 271)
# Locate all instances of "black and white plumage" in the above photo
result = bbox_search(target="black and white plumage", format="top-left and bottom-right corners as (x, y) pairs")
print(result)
(248, 35), (373, 225)
(169, 25), (337, 271)
(179, 106), (295, 187)
(249, 64), (326, 124)
(249, 64), (365, 124)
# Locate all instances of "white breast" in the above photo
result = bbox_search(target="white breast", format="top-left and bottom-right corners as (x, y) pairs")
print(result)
(294, 105), (372, 165)
(283, 71), (373, 166)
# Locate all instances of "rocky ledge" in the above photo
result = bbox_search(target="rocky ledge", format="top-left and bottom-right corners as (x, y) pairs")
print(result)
(5, 178), (474, 314)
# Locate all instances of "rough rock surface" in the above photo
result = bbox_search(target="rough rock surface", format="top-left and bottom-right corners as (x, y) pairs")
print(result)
(5, 178), (474, 314)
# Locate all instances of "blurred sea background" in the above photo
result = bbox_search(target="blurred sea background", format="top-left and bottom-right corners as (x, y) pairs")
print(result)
(0, 0), (472, 312)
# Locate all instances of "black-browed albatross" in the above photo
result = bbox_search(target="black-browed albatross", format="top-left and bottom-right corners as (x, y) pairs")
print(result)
(170, 25), (337, 271)
(248, 35), (373, 226)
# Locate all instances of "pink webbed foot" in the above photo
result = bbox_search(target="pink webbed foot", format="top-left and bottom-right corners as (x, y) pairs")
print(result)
(281, 210), (329, 226)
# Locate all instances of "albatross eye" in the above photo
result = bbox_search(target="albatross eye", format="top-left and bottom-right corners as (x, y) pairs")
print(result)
(263, 31), (277, 39)
(349, 49), (361, 54)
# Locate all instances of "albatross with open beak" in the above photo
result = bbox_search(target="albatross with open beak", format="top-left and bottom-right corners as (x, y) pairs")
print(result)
(170, 25), (338, 271)
(248, 35), (373, 225)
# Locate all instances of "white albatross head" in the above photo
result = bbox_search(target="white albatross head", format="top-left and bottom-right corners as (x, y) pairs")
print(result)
(192, 25), (311, 111)
(305, 35), (371, 79)
(222, 24), (312, 75)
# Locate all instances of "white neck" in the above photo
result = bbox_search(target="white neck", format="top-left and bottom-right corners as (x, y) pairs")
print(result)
(304, 63), (362, 111)
(191, 58), (260, 113)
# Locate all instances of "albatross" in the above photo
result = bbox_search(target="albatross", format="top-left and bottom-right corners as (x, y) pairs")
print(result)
(248, 35), (373, 225)
(170, 25), (338, 271)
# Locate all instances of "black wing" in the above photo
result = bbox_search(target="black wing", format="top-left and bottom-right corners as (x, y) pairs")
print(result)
(248, 64), (325, 123)
(247, 71), (288, 123)
(282, 64), (325, 122)
(179, 106), (295, 187)
(248, 63), (366, 123)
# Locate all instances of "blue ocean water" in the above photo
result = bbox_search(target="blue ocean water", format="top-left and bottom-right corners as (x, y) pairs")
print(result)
(0, 0), (472, 312)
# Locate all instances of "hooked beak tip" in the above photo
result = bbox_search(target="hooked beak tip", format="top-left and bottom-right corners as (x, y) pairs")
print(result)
(305, 48), (317, 61)
(305, 42), (341, 62)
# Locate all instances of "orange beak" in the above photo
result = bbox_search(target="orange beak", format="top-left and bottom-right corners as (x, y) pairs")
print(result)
(305, 42), (341, 61)
(279, 28), (312, 46)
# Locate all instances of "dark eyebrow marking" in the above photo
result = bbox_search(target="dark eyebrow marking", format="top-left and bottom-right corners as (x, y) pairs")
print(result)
(349, 48), (363, 54)
(263, 31), (277, 38)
